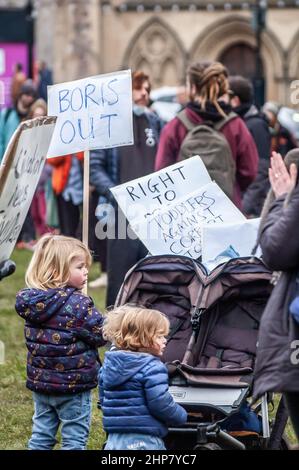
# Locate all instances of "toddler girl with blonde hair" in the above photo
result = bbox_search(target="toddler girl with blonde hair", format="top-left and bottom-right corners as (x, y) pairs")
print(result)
(15, 234), (106, 450)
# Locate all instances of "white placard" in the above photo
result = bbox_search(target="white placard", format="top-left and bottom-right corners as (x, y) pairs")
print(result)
(0, 117), (56, 263)
(110, 155), (212, 225)
(47, 69), (133, 157)
(202, 218), (261, 264)
(132, 181), (246, 259)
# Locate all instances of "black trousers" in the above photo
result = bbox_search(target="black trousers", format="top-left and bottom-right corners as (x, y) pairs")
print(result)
(88, 191), (107, 272)
(284, 392), (299, 440)
(18, 212), (35, 242)
(56, 194), (82, 238)
(106, 221), (148, 307)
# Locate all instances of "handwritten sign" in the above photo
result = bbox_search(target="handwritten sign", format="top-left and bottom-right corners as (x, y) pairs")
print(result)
(46, 70), (133, 157)
(110, 156), (211, 225)
(202, 218), (261, 264)
(0, 117), (56, 263)
(132, 182), (246, 259)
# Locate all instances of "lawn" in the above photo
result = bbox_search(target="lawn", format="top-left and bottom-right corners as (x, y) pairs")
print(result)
(0, 248), (107, 450)
(0, 249), (297, 450)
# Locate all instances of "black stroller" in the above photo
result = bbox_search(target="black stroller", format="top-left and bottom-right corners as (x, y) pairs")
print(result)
(115, 254), (290, 450)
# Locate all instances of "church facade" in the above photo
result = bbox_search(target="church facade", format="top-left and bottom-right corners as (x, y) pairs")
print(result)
(3, 0), (299, 105)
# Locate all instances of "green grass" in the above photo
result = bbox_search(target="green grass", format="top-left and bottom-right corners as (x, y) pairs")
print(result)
(0, 249), (107, 450)
(0, 250), (297, 449)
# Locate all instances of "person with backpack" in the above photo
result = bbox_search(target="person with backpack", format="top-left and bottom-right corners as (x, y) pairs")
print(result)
(155, 61), (258, 209)
(228, 75), (271, 217)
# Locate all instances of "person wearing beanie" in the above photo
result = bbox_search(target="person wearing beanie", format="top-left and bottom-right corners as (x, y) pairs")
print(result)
(262, 100), (297, 157)
(0, 79), (38, 161)
(228, 75), (271, 217)
(0, 79), (38, 247)
(229, 75), (271, 162)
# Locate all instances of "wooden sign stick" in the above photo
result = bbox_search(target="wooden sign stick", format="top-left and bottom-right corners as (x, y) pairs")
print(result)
(82, 149), (90, 295)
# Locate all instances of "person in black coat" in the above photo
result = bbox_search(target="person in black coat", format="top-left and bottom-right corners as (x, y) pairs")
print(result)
(253, 149), (299, 440)
(89, 71), (163, 307)
(228, 75), (271, 217)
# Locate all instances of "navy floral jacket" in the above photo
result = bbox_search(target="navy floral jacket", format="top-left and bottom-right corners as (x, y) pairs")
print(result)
(15, 287), (106, 394)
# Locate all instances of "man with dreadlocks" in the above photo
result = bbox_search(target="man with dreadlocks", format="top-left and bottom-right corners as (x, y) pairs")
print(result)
(155, 61), (258, 209)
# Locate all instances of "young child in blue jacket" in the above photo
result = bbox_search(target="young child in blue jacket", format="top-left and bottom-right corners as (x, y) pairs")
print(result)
(99, 305), (187, 450)
(15, 234), (106, 450)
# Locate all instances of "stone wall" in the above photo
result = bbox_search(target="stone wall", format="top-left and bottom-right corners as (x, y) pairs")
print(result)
(34, 0), (299, 105)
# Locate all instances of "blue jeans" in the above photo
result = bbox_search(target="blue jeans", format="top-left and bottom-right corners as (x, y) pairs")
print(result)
(29, 391), (92, 450)
(104, 433), (166, 450)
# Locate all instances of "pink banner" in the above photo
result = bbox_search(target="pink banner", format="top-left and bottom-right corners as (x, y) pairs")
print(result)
(0, 43), (28, 108)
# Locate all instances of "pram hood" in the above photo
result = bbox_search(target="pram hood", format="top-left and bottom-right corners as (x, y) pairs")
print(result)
(115, 255), (273, 388)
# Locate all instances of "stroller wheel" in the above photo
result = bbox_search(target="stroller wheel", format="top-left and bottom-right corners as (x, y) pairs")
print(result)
(194, 443), (222, 451)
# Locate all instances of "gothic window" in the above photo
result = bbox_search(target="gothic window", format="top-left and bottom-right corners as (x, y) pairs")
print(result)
(124, 19), (186, 88)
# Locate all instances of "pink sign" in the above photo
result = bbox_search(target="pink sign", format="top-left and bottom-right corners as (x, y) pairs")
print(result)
(0, 43), (28, 108)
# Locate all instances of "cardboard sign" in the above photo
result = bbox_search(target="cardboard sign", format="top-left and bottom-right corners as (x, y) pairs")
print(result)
(47, 69), (133, 157)
(202, 218), (261, 264)
(132, 181), (246, 259)
(0, 116), (56, 263)
(110, 156), (212, 225)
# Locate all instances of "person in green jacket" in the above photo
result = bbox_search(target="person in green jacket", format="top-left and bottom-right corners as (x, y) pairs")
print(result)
(0, 79), (37, 162)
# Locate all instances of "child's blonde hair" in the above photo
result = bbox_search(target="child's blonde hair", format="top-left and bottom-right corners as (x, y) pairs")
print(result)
(103, 305), (169, 352)
(25, 234), (92, 290)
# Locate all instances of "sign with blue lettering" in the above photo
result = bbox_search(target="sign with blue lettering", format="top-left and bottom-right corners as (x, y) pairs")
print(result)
(46, 69), (133, 157)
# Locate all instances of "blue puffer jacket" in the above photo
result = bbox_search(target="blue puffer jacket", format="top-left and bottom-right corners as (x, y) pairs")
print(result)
(15, 287), (106, 394)
(99, 350), (187, 437)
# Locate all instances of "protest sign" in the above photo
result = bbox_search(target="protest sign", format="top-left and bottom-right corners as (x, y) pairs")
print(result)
(46, 69), (133, 157)
(132, 181), (246, 259)
(0, 116), (56, 263)
(110, 155), (212, 225)
(202, 218), (261, 264)
(46, 70), (134, 280)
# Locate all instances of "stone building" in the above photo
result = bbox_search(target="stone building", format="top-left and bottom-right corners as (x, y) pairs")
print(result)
(1, 0), (299, 105)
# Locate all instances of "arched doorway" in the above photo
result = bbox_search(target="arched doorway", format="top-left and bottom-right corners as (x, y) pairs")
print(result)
(219, 42), (265, 106)
(219, 43), (261, 79)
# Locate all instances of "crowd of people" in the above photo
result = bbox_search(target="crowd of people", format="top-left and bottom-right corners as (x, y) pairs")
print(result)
(1, 60), (299, 450)
(2, 62), (297, 302)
